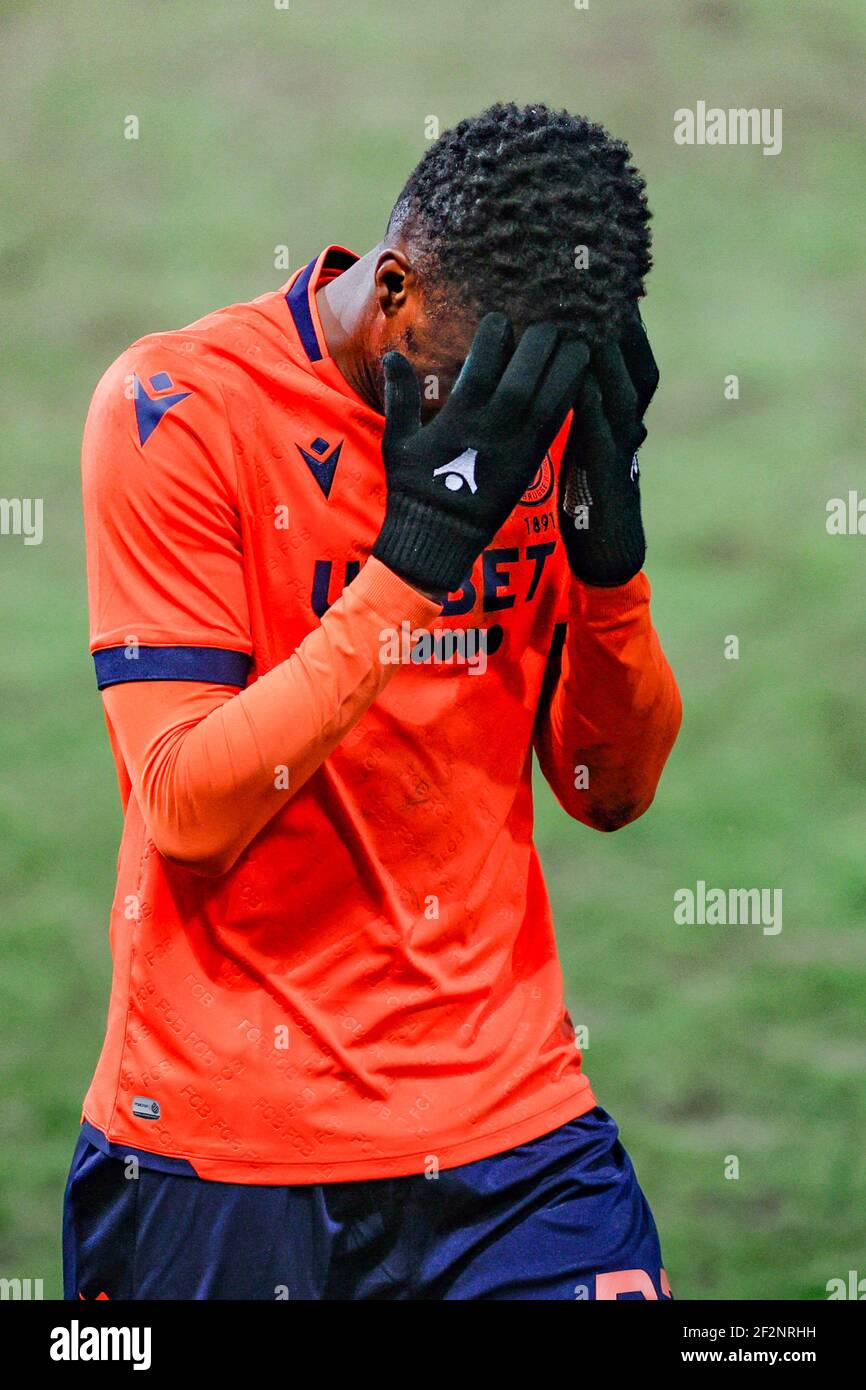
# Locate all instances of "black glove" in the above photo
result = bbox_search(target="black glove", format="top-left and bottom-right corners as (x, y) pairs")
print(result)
(374, 313), (589, 595)
(559, 309), (659, 587)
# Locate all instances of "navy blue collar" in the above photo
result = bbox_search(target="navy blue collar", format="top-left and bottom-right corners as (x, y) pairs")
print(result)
(285, 247), (358, 362)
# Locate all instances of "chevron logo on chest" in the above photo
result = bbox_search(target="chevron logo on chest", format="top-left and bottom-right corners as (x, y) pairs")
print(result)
(296, 436), (343, 498)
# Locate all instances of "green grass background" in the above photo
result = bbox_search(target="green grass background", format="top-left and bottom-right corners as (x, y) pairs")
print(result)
(1, 0), (863, 1300)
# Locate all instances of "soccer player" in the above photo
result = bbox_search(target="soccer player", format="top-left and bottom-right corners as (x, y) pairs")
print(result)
(65, 102), (681, 1301)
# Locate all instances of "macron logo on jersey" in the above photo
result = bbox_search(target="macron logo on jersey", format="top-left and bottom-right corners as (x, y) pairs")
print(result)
(296, 435), (343, 499)
(434, 447), (478, 494)
(133, 372), (193, 446)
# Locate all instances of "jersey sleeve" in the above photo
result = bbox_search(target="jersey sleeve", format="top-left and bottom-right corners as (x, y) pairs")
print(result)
(100, 560), (443, 875)
(82, 344), (252, 685)
(533, 574), (682, 830)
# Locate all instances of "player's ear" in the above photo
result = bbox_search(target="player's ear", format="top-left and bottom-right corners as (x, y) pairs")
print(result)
(374, 248), (416, 319)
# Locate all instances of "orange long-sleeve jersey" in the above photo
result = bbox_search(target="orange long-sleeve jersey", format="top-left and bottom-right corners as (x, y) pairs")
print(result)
(80, 246), (681, 1183)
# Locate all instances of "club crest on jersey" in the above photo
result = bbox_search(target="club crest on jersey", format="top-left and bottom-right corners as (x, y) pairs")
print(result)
(133, 372), (192, 446)
(297, 435), (343, 498)
(520, 452), (554, 507)
(433, 447), (478, 494)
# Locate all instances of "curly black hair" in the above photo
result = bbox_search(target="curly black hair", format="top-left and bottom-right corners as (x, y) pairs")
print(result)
(387, 102), (652, 345)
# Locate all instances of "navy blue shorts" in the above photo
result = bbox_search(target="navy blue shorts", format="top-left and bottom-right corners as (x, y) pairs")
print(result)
(63, 1106), (670, 1300)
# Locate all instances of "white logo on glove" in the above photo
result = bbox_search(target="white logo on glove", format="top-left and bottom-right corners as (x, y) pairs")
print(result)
(433, 448), (478, 494)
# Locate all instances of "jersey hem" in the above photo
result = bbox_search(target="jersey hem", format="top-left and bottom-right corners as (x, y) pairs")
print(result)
(81, 1082), (597, 1185)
